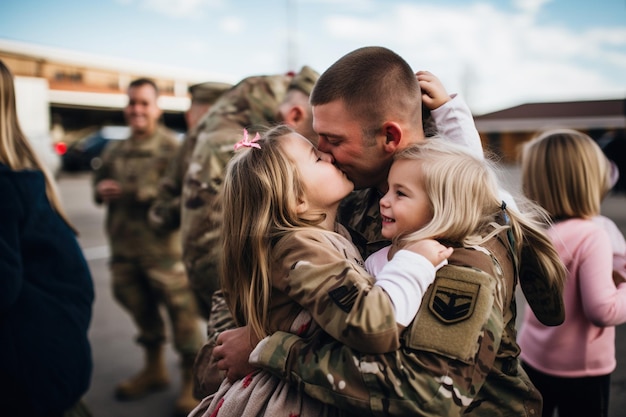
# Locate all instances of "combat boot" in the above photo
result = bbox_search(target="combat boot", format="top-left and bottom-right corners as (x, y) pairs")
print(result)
(173, 358), (200, 416)
(115, 345), (170, 400)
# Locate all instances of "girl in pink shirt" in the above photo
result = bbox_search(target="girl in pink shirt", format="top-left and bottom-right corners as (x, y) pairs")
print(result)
(518, 128), (626, 417)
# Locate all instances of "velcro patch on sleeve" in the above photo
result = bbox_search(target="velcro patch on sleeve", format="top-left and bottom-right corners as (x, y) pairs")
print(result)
(328, 285), (358, 313)
(404, 265), (495, 363)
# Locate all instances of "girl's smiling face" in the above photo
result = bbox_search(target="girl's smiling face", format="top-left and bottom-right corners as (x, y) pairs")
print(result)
(379, 159), (432, 239)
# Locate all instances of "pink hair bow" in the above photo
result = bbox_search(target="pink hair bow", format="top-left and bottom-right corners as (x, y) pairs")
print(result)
(234, 129), (261, 150)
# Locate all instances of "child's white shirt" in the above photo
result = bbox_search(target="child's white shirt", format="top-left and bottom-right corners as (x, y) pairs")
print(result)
(369, 247), (447, 327)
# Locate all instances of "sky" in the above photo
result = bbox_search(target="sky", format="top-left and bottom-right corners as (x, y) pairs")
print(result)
(1, 0), (625, 114)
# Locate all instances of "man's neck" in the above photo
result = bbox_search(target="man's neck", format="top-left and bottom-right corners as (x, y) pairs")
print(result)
(132, 128), (156, 140)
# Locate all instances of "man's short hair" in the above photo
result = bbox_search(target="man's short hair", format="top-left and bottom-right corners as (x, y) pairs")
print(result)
(129, 78), (159, 95)
(310, 46), (420, 134)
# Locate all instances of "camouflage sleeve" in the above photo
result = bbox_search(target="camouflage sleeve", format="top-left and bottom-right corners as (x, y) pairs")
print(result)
(148, 138), (188, 232)
(252, 264), (507, 417)
(91, 141), (117, 205)
(273, 231), (400, 353)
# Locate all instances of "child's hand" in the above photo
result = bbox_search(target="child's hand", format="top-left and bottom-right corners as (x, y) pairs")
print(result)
(417, 70), (451, 111)
(403, 238), (453, 268)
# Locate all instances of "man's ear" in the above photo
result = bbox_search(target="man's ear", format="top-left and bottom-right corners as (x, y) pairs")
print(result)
(284, 105), (305, 126)
(382, 122), (402, 152)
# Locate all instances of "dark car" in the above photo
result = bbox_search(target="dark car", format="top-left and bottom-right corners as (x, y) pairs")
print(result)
(59, 126), (129, 171)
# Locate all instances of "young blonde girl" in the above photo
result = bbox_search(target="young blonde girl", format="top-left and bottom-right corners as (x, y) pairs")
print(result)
(190, 125), (451, 417)
(247, 138), (567, 416)
(518, 128), (626, 417)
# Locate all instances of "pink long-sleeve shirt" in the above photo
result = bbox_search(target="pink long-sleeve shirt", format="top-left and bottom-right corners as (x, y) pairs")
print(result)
(519, 218), (626, 377)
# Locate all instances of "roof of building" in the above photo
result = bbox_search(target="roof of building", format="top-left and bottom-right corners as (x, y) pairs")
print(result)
(475, 98), (626, 133)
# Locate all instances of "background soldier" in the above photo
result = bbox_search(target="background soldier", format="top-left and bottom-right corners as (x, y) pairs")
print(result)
(176, 66), (319, 396)
(93, 78), (204, 416)
(180, 66), (319, 316)
(148, 81), (232, 246)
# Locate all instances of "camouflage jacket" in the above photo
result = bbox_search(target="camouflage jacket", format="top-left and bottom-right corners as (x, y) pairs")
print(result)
(93, 126), (182, 259)
(251, 231), (543, 417)
(264, 227), (399, 352)
(180, 74), (291, 298)
(147, 132), (192, 232)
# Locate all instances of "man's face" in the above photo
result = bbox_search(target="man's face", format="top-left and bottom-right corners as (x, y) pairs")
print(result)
(124, 84), (162, 136)
(312, 100), (388, 190)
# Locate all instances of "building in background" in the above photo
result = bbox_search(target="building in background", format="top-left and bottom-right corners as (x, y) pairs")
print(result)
(475, 99), (626, 192)
(0, 38), (234, 132)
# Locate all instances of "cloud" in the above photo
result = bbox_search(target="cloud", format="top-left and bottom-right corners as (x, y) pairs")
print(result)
(116, 0), (223, 19)
(312, 1), (625, 113)
(219, 16), (245, 34)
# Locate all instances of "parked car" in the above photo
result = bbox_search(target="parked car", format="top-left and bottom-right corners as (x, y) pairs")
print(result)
(59, 126), (129, 171)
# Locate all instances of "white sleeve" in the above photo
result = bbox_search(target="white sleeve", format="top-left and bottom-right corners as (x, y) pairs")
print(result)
(374, 250), (439, 326)
(431, 93), (484, 160)
(364, 246), (390, 277)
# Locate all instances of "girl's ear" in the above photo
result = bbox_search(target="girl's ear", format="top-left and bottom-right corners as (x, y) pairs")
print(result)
(295, 197), (309, 215)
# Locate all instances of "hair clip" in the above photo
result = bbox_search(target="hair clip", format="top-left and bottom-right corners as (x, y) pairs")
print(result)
(234, 129), (261, 150)
(500, 200), (510, 225)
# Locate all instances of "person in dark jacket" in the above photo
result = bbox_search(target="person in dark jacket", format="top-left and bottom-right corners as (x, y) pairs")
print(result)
(0, 59), (95, 417)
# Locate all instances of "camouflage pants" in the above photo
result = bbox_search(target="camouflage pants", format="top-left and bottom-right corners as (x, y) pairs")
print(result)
(110, 256), (204, 356)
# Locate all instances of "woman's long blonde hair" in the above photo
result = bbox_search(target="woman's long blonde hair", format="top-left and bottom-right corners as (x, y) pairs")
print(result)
(220, 125), (327, 340)
(0, 60), (74, 231)
(395, 139), (565, 293)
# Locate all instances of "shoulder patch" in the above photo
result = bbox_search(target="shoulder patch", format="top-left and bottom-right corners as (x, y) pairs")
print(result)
(430, 279), (479, 324)
(404, 265), (496, 363)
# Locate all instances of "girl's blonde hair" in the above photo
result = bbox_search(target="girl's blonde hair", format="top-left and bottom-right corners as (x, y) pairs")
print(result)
(521, 128), (610, 220)
(0, 60), (74, 231)
(395, 139), (565, 293)
(220, 124), (326, 340)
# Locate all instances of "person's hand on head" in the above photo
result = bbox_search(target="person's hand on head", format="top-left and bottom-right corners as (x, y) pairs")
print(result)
(417, 71), (451, 111)
(96, 179), (122, 202)
(212, 326), (260, 382)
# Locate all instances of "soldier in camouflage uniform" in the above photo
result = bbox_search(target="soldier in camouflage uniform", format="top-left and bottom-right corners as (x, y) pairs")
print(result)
(177, 67), (319, 396)
(212, 47), (566, 416)
(148, 81), (232, 230)
(180, 66), (319, 314)
(93, 78), (204, 416)
(148, 81), (232, 239)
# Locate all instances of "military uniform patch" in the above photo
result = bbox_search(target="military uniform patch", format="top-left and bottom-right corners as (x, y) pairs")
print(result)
(430, 280), (479, 324)
(405, 265), (495, 362)
(328, 285), (358, 313)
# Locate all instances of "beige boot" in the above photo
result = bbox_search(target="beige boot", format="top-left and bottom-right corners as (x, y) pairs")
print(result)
(115, 345), (170, 400)
(174, 361), (200, 416)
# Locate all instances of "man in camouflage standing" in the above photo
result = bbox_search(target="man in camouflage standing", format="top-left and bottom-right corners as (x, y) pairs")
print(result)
(93, 78), (203, 416)
(148, 81), (231, 320)
(147, 82), (230, 259)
